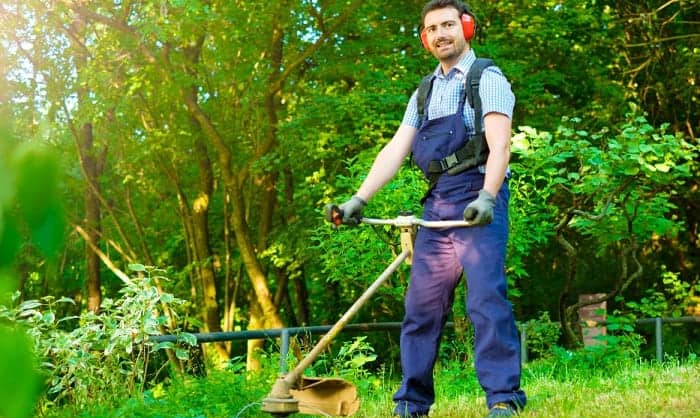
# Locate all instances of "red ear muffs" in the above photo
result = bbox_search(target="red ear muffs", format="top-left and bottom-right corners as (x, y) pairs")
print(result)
(461, 13), (475, 41)
(421, 13), (475, 51)
(420, 30), (429, 51)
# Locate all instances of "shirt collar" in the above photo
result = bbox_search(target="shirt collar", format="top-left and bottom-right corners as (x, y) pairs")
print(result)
(433, 49), (476, 80)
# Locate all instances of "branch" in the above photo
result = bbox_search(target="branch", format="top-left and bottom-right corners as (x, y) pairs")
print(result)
(571, 177), (636, 221)
(77, 220), (136, 264)
(554, 209), (575, 232)
(657, 0), (680, 13)
(626, 33), (700, 48)
(61, 99), (139, 261)
(622, 57), (652, 76)
(75, 224), (134, 286)
(269, 0), (364, 95)
(61, 0), (132, 34)
(59, 0), (157, 63)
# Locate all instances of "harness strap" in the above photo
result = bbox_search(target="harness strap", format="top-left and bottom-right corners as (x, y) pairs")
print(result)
(416, 74), (435, 122)
(466, 58), (493, 138)
(418, 58), (494, 204)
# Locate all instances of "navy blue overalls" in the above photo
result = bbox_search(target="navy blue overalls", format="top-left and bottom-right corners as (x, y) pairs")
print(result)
(392, 76), (526, 416)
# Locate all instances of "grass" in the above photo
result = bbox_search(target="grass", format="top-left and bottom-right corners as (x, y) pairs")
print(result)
(350, 357), (700, 417)
(49, 352), (700, 418)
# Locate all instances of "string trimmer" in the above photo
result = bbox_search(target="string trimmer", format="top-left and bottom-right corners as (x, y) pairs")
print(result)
(261, 210), (472, 417)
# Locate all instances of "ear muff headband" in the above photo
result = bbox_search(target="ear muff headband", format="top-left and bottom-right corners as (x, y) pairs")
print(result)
(420, 13), (475, 51)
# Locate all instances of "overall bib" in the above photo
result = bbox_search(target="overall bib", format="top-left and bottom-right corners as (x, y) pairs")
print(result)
(392, 86), (526, 416)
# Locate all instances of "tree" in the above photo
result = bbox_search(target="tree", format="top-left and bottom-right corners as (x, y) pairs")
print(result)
(510, 113), (697, 345)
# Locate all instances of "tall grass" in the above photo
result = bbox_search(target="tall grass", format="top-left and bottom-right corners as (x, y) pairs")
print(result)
(47, 352), (699, 417)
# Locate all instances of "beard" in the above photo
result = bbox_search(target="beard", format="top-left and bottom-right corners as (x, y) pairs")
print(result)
(433, 38), (466, 62)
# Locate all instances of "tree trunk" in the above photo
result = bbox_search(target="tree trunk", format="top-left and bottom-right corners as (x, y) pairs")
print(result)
(80, 122), (102, 313)
(246, 297), (265, 371)
(293, 271), (310, 327)
(190, 131), (229, 360)
(67, 10), (103, 313)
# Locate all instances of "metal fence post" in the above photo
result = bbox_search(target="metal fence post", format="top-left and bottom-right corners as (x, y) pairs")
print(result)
(655, 318), (663, 362)
(280, 328), (290, 373)
(519, 323), (528, 364)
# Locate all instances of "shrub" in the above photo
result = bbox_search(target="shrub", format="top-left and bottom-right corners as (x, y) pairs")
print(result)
(0, 265), (196, 413)
(523, 311), (561, 360)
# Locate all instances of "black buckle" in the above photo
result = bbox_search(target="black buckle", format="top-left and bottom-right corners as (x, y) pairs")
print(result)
(440, 153), (459, 171)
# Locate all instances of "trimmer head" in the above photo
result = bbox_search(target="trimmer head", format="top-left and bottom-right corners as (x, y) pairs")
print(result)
(262, 377), (299, 416)
(290, 377), (359, 416)
(262, 376), (359, 417)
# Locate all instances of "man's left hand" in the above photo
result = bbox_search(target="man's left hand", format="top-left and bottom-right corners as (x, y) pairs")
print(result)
(463, 189), (496, 225)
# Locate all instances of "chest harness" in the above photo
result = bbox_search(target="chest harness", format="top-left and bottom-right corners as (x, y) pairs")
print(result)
(415, 58), (494, 200)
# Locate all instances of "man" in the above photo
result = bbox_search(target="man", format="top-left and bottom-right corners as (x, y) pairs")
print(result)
(325, 0), (526, 416)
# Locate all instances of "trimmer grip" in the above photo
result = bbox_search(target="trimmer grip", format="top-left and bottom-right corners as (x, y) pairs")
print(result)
(330, 205), (344, 226)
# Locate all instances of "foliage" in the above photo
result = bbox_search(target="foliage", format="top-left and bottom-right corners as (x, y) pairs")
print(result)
(41, 347), (700, 417)
(309, 335), (378, 383)
(477, 0), (629, 131)
(514, 111), (695, 243)
(510, 110), (697, 344)
(623, 267), (698, 319)
(591, 311), (644, 356)
(0, 124), (63, 418)
(1, 0), (698, 391)
(0, 266), (196, 412)
(45, 365), (273, 418)
(550, 337), (641, 378)
(0, 326), (42, 418)
(309, 146), (426, 326)
(523, 311), (561, 360)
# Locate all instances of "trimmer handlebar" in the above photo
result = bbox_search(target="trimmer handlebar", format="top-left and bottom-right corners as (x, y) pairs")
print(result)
(361, 214), (474, 229)
(330, 206), (473, 229)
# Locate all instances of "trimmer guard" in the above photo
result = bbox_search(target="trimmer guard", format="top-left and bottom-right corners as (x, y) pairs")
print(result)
(290, 377), (360, 416)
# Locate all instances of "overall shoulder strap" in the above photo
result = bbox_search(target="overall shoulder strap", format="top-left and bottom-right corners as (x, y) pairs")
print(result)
(464, 58), (494, 134)
(416, 74), (435, 122)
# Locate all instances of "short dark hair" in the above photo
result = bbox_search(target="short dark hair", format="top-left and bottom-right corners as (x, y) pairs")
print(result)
(421, 0), (475, 24)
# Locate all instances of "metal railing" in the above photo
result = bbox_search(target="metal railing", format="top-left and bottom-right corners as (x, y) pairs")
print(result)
(150, 316), (699, 369)
(518, 316), (700, 363)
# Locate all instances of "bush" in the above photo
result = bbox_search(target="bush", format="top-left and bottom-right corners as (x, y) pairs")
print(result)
(523, 311), (561, 360)
(0, 266), (196, 413)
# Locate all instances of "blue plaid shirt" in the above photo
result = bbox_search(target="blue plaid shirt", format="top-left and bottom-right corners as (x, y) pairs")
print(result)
(402, 50), (515, 132)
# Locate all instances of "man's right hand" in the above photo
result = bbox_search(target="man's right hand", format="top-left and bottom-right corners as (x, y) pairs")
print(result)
(324, 196), (367, 226)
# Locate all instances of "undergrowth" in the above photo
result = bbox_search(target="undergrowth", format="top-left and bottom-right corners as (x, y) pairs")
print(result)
(41, 345), (700, 418)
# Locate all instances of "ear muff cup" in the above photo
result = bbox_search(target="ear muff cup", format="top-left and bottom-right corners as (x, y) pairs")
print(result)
(460, 13), (475, 41)
(420, 13), (475, 51)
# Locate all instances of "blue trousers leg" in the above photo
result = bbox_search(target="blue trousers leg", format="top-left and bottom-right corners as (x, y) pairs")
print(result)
(393, 224), (463, 416)
(453, 185), (526, 409)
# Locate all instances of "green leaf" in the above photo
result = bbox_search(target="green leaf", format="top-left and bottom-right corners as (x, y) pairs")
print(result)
(42, 312), (55, 325)
(623, 166), (640, 175)
(128, 264), (146, 272)
(175, 348), (190, 360)
(0, 326), (42, 418)
(153, 341), (175, 351)
(19, 300), (42, 311)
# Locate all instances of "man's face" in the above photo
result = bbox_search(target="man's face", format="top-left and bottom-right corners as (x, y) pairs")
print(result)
(422, 7), (468, 62)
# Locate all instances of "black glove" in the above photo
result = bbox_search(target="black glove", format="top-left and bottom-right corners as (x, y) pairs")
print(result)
(463, 189), (496, 225)
(324, 196), (367, 226)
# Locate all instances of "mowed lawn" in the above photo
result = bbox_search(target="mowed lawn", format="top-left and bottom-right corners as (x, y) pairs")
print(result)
(349, 359), (700, 418)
